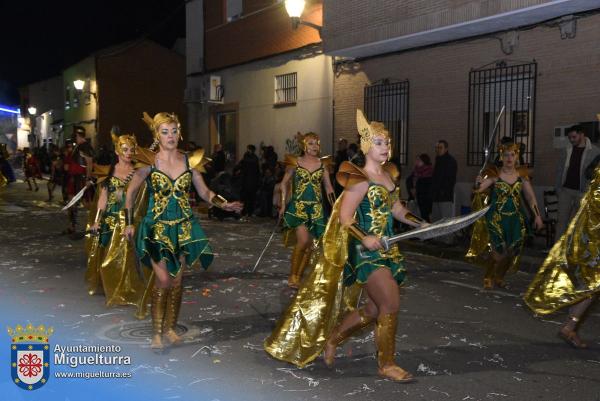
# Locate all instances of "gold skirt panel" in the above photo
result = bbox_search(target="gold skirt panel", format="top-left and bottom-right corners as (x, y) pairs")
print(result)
(264, 195), (361, 368)
(525, 180), (600, 315)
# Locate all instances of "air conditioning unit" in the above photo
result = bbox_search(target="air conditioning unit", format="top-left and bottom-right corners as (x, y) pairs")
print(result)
(553, 125), (573, 149)
(208, 75), (224, 103)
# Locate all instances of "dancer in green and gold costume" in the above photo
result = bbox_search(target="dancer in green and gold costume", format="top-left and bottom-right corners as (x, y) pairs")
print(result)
(124, 112), (242, 350)
(468, 143), (543, 289)
(265, 110), (426, 382)
(85, 132), (152, 319)
(525, 163), (600, 348)
(279, 132), (335, 288)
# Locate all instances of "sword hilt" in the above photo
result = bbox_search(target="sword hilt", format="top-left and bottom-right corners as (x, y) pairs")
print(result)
(380, 236), (390, 252)
(356, 236), (389, 259)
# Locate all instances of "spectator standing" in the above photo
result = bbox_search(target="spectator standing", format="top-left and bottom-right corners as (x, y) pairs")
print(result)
(431, 140), (457, 242)
(212, 143), (226, 175)
(409, 153), (434, 222)
(555, 125), (600, 237)
(239, 144), (260, 218)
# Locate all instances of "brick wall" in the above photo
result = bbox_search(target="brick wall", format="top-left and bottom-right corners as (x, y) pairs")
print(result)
(324, 0), (554, 53)
(333, 12), (600, 190)
(96, 41), (186, 147)
(205, 1), (322, 70)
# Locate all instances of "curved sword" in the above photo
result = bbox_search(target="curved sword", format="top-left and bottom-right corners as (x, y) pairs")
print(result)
(356, 206), (490, 257)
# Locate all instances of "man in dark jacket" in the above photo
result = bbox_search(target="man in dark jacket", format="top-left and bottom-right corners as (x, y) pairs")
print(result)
(431, 139), (457, 243)
(239, 144), (260, 217)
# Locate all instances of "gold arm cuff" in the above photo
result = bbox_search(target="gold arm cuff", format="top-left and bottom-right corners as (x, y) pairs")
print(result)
(345, 222), (368, 241)
(404, 211), (425, 225)
(280, 191), (286, 208)
(532, 204), (541, 217)
(94, 209), (104, 224)
(124, 208), (134, 226)
(211, 194), (228, 209)
(327, 192), (336, 206)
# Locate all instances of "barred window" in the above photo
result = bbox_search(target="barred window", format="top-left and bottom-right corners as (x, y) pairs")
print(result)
(467, 61), (537, 166)
(364, 79), (409, 165)
(274, 72), (297, 106)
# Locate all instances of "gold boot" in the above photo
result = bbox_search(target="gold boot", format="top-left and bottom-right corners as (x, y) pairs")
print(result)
(483, 260), (496, 290)
(287, 245), (306, 289)
(494, 257), (511, 288)
(150, 287), (168, 349)
(375, 313), (415, 382)
(324, 308), (375, 367)
(163, 285), (183, 346)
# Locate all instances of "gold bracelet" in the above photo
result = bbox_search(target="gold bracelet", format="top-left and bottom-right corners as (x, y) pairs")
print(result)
(345, 222), (368, 241)
(124, 208), (134, 226)
(211, 194), (228, 209)
(532, 204), (541, 217)
(94, 209), (104, 224)
(280, 191), (286, 208)
(327, 192), (336, 206)
(404, 211), (425, 225)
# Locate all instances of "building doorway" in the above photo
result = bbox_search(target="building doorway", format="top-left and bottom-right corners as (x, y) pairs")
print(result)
(216, 111), (237, 165)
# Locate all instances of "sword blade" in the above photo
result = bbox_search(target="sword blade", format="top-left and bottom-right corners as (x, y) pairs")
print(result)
(128, 237), (146, 282)
(250, 217), (281, 273)
(382, 206), (490, 249)
(478, 105), (506, 178)
(61, 183), (91, 211)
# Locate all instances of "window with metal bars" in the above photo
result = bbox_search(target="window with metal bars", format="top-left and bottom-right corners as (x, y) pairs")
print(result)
(274, 72), (297, 106)
(467, 61), (537, 166)
(364, 79), (409, 165)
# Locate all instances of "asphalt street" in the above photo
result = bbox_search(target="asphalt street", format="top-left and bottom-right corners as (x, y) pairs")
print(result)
(0, 180), (599, 401)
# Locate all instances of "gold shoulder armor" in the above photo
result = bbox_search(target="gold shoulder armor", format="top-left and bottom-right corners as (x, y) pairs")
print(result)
(92, 164), (112, 185)
(320, 155), (334, 172)
(517, 166), (532, 180)
(188, 148), (211, 173)
(134, 147), (156, 168)
(284, 154), (298, 169)
(336, 161), (368, 189)
(382, 162), (400, 182)
(481, 164), (499, 180)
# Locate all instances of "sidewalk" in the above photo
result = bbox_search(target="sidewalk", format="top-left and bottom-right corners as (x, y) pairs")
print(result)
(399, 238), (548, 274)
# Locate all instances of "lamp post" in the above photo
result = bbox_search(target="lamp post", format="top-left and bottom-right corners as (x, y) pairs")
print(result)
(73, 78), (99, 138)
(27, 106), (37, 148)
(284, 0), (322, 36)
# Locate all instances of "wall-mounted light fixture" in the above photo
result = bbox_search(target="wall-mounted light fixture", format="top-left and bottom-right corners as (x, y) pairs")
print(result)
(284, 0), (322, 37)
(73, 79), (85, 91)
(28, 106), (37, 115)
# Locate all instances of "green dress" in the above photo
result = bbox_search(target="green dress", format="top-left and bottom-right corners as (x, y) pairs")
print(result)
(136, 157), (213, 276)
(283, 163), (327, 239)
(98, 176), (128, 246)
(485, 178), (530, 254)
(344, 183), (406, 286)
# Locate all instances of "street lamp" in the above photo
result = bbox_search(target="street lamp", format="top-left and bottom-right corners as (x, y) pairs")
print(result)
(284, 0), (322, 36)
(27, 106), (37, 148)
(73, 79), (85, 91)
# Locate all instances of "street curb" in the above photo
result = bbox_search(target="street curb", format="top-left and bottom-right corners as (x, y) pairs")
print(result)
(398, 240), (546, 274)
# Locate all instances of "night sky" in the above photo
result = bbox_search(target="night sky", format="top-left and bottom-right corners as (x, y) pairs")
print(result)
(0, 0), (186, 105)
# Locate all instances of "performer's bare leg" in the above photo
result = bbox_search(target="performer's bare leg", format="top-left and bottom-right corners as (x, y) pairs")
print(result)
(558, 295), (596, 349)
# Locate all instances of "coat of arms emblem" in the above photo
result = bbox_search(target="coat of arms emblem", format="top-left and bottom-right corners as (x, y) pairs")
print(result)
(8, 323), (53, 390)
